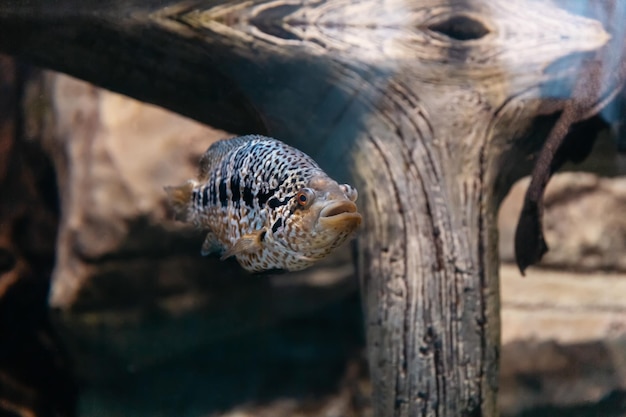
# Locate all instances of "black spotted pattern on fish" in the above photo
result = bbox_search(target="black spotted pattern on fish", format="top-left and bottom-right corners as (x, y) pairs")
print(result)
(166, 135), (362, 272)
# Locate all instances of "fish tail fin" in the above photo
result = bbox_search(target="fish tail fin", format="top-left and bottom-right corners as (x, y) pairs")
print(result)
(164, 181), (196, 221)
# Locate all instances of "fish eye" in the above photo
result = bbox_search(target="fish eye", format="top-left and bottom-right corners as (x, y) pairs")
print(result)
(296, 188), (314, 207)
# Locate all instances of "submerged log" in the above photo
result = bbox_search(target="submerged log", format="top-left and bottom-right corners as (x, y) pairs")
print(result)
(0, 1), (622, 416)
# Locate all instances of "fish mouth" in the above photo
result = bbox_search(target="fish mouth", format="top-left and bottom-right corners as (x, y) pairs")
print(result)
(319, 201), (362, 227)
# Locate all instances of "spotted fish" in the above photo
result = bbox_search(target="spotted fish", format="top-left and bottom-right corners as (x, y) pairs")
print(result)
(165, 135), (362, 272)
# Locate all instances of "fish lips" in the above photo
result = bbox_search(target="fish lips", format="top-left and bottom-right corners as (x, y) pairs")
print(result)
(318, 201), (362, 229)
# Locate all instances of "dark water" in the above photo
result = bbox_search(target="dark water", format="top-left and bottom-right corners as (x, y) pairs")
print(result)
(78, 293), (366, 417)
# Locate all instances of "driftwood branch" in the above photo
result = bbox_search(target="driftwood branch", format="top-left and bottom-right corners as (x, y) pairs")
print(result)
(515, 1), (626, 273)
(0, 1), (621, 416)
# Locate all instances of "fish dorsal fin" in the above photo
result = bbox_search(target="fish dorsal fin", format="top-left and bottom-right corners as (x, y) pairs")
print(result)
(198, 135), (268, 181)
(220, 229), (266, 260)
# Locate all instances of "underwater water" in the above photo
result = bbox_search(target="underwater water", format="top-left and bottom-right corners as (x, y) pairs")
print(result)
(1, 1), (626, 417)
(78, 294), (367, 417)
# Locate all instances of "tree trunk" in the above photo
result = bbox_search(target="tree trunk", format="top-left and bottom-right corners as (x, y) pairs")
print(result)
(0, 1), (617, 416)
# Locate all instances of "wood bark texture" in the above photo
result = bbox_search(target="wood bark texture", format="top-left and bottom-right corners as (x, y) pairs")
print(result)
(0, 1), (619, 416)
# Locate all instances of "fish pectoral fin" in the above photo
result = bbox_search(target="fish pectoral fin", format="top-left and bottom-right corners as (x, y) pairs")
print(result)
(201, 232), (222, 256)
(220, 230), (265, 260)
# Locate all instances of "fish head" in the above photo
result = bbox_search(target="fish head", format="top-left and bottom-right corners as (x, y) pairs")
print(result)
(274, 175), (362, 259)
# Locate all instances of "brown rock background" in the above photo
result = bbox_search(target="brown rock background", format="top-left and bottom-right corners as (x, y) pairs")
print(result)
(498, 159), (626, 416)
(2, 66), (626, 416)
(499, 173), (626, 272)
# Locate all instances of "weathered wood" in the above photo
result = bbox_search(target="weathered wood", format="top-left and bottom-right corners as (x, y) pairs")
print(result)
(515, 1), (626, 273)
(0, 1), (619, 416)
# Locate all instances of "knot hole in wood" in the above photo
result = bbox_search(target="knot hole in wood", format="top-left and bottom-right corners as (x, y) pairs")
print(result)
(427, 14), (490, 41)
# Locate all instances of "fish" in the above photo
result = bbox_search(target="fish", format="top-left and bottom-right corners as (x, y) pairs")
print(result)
(165, 135), (362, 272)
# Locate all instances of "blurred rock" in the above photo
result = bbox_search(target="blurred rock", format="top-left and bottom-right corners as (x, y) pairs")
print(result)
(29, 71), (229, 308)
(500, 339), (626, 417)
(500, 264), (626, 344)
(499, 172), (626, 271)
(499, 264), (626, 416)
(498, 162), (626, 415)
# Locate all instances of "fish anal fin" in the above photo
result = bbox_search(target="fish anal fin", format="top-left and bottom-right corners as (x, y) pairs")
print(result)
(201, 232), (222, 256)
(220, 230), (265, 260)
